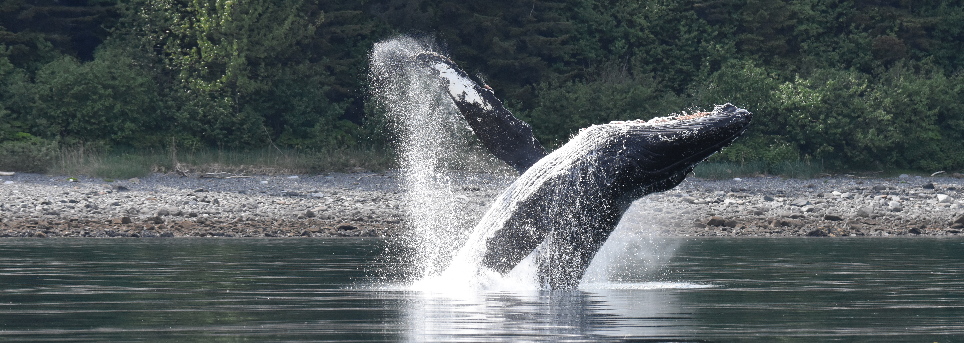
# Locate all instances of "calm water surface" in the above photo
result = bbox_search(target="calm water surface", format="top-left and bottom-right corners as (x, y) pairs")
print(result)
(0, 238), (961, 342)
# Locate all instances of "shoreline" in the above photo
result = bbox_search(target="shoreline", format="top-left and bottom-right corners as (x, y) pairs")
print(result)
(1, 172), (963, 238)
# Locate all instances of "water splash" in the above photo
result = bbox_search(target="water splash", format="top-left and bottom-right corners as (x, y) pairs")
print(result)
(370, 37), (484, 280)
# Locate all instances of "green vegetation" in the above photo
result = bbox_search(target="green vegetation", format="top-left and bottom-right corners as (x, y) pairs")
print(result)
(2, 0), (963, 177)
(51, 145), (394, 179)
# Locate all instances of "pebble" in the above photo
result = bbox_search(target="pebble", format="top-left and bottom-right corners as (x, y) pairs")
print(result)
(824, 214), (843, 221)
(856, 206), (875, 218)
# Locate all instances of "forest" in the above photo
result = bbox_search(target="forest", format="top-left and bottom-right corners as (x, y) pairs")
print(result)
(1, 0), (963, 174)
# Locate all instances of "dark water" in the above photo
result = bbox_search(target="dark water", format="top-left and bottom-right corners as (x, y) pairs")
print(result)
(0, 238), (961, 342)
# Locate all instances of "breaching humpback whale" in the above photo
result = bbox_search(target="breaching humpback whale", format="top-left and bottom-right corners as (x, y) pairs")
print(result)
(416, 52), (751, 289)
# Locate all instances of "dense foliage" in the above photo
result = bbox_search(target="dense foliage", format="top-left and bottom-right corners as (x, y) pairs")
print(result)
(1, 0), (963, 172)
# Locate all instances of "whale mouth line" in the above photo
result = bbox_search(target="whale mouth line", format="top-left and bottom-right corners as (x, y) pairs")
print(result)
(656, 127), (746, 175)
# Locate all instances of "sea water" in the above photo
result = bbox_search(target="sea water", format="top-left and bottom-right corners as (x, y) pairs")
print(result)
(1, 237), (961, 342)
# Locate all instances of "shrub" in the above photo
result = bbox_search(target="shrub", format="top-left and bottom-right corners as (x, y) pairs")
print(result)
(0, 133), (57, 173)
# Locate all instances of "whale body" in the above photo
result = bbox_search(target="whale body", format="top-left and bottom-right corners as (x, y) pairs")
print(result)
(417, 53), (752, 289)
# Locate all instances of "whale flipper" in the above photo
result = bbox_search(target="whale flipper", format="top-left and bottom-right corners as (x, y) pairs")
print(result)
(416, 53), (547, 173)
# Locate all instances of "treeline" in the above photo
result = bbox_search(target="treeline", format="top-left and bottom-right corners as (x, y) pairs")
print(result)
(2, 0), (963, 172)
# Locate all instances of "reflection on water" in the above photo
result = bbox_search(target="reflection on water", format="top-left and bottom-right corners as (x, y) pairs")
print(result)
(399, 283), (711, 342)
(0, 238), (962, 342)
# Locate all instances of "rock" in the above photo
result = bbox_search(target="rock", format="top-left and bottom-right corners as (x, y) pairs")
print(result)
(908, 227), (925, 235)
(763, 195), (775, 202)
(681, 196), (698, 204)
(790, 198), (810, 207)
(937, 194), (952, 203)
(336, 224), (358, 231)
(283, 191), (301, 197)
(706, 216), (726, 226)
(953, 214), (964, 225)
(806, 229), (829, 237)
(898, 174), (910, 179)
(888, 201), (902, 212)
(304, 209), (316, 218)
(824, 214), (844, 221)
(872, 185), (889, 192)
(146, 216), (164, 224)
(922, 182), (935, 189)
(112, 217), (132, 224)
(856, 206), (874, 218)
(156, 208), (172, 216)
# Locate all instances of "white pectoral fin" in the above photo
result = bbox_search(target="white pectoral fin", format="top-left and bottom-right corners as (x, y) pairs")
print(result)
(432, 63), (493, 110)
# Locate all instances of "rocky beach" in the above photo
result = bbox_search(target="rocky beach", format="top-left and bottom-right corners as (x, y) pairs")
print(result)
(1, 171), (963, 238)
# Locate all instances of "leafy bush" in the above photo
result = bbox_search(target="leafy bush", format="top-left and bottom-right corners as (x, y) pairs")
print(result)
(5, 44), (163, 147)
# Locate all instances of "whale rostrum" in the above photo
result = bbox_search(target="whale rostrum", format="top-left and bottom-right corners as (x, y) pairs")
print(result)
(416, 52), (752, 289)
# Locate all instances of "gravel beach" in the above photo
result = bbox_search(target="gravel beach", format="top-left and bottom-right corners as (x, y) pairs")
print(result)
(1, 171), (963, 238)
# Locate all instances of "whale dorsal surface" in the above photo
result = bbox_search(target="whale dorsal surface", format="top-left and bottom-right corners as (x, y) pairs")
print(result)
(418, 52), (752, 289)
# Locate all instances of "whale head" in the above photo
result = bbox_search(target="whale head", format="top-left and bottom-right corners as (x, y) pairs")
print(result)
(581, 103), (752, 202)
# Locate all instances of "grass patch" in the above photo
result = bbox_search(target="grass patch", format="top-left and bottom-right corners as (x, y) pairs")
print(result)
(693, 160), (825, 179)
(49, 145), (396, 178)
(771, 160), (825, 179)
